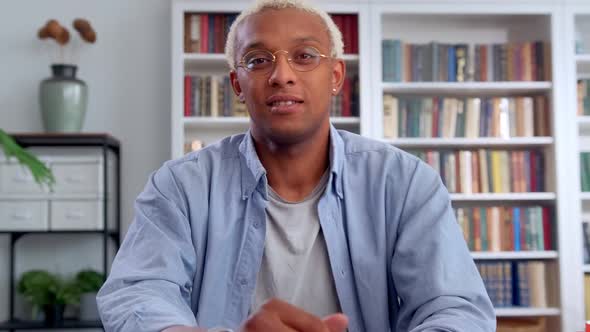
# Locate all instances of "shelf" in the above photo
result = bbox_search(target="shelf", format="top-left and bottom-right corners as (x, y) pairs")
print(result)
(583, 265), (590, 273)
(0, 229), (118, 234)
(471, 251), (558, 260)
(579, 116), (590, 127)
(183, 116), (249, 127)
(385, 137), (553, 148)
(581, 192), (590, 201)
(0, 194), (103, 201)
(0, 319), (102, 330)
(576, 54), (590, 74)
(6, 133), (120, 151)
(183, 116), (360, 128)
(183, 53), (360, 69)
(576, 54), (590, 64)
(450, 193), (556, 201)
(495, 307), (561, 317)
(382, 81), (552, 95)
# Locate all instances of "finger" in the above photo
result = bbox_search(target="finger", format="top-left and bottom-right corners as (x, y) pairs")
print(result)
(241, 307), (298, 332)
(322, 313), (348, 332)
(261, 298), (327, 332)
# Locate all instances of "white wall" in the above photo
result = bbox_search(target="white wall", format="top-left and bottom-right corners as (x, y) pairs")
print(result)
(0, 0), (171, 324)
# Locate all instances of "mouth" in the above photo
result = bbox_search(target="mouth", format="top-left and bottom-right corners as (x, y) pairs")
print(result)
(266, 96), (304, 114)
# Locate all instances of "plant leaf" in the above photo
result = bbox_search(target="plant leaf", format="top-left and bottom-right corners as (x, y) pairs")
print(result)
(0, 129), (55, 189)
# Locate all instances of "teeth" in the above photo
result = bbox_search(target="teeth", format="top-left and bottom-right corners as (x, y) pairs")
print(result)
(272, 100), (297, 106)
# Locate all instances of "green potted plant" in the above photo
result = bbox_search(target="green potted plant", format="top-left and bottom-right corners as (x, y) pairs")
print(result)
(17, 270), (80, 326)
(0, 129), (55, 188)
(74, 269), (104, 321)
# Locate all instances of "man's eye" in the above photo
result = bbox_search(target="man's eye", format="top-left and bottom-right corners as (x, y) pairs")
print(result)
(247, 58), (271, 68)
(294, 52), (318, 63)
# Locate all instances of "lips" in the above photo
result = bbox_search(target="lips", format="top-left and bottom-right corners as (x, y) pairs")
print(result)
(266, 94), (304, 114)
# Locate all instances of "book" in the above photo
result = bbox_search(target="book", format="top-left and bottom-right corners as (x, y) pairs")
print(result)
(382, 40), (550, 82)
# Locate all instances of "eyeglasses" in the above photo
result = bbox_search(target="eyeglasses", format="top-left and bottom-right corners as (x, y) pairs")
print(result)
(236, 45), (330, 75)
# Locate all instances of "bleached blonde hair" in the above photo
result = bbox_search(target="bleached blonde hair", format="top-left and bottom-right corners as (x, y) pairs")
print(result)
(224, 0), (344, 71)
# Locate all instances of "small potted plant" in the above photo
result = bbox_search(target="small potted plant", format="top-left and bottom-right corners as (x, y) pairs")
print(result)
(74, 269), (105, 321)
(17, 270), (80, 326)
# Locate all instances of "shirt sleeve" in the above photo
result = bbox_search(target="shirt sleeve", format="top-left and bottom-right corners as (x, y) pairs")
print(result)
(97, 164), (199, 332)
(391, 159), (496, 332)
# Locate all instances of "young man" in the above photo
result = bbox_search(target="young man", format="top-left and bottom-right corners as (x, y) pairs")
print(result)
(97, 0), (496, 331)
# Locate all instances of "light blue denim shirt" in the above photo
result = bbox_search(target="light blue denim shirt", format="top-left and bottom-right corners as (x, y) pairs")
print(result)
(97, 126), (495, 332)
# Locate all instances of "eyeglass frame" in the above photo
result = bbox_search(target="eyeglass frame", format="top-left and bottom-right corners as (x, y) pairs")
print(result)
(235, 45), (332, 75)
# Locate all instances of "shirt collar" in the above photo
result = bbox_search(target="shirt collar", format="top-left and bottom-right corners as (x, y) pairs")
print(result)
(238, 125), (344, 200)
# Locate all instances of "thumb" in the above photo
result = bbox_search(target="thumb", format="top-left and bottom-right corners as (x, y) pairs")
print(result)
(322, 313), (348, 332)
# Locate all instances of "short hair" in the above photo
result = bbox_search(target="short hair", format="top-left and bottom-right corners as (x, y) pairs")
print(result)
(224, 0), (344, 71)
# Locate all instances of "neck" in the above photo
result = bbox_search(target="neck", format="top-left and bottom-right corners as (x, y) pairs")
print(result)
(252, 122), (331, 202)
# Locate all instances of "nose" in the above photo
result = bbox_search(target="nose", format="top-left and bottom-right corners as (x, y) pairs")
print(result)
(267, 51), (297, 87)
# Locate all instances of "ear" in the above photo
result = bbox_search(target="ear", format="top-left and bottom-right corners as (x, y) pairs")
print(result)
(230, 70), (245, 102)
(330, 58), (346, 95)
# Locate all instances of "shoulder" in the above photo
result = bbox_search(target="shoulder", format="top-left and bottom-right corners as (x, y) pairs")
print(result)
(338, 130), (440, 185)
(339, 130), (420, 169)
(154, 133), (245, 186)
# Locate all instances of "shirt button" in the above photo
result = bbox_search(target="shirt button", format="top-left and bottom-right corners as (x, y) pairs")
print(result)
(340, 269), (345, 278)
(253, 220), (261, 228)
(240, 278), (248, 286)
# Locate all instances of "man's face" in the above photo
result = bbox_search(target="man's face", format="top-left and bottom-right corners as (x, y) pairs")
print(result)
(230, 8), (345, 144)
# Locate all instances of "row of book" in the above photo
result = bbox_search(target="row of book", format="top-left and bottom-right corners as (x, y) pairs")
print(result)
(183, 75), (248, 117)
(330, 75), (360, 117)
(383, 95), (550, 139)
(183, 74), (360, 118)
(582, 222), (590, 264)
(579, 79), (590, 116)
(330, 14), (358, 54)
(183, 13), (359, 55)
(477, 261), (548, 308)
(497, 318), (546, 332)
(454, 206), (552, 252)
(382, 40), (551, 82)
(585, 274), (590, 320)
(582, 152), (590, 192)
(408, 149), (545, 193)
(184, 13), (237, 54)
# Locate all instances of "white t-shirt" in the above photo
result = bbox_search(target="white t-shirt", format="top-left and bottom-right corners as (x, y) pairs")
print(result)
(251, 171), (342, 318)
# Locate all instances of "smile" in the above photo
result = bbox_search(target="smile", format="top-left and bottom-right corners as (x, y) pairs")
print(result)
(270, 100), (301, 106)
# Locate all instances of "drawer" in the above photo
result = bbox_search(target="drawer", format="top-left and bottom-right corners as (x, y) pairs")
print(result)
(0, 163), (47, 195)
(0, 201), (48, 231)
(50, 200), (103, 230)
(52, 162), (101, 194)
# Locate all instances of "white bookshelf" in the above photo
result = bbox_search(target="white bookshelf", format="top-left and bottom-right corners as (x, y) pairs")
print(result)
(382, 81), (552, 95)
(183, 116), (360, 128)
(183, 53), (360, 71)
(569, 5), (590, 326)
(172, 1), (584, 330)
(495, 307), (561, 317)
(472, 251), (558, 260)
(371, 3), (577, 331)
(385, 137), (554, 148)
(450, 193), (556, 201)
(172, 1), (371, 157)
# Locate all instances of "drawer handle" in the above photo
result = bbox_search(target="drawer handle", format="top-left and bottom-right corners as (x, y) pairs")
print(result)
(66, 211), (85, 219)
(11, 213), (32, 220)
(65, 175), (85, 183)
